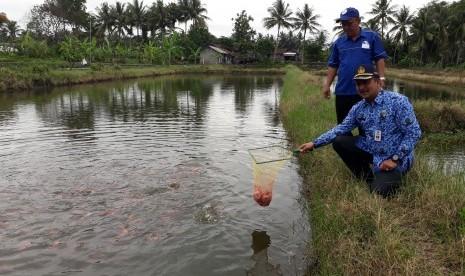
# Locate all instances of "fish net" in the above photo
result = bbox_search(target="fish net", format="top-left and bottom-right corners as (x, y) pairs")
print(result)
(248, 146), (292, 207)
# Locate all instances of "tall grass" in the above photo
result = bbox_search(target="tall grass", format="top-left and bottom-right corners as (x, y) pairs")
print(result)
(280, 66), (465, 275)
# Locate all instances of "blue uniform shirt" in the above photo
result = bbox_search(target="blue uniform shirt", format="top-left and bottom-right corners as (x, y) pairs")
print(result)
(328, 29), (388, 96)
(313, 91), (422, 173)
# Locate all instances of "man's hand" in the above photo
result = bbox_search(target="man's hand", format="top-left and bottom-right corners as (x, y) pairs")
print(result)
(299, 142), (315, 154)
(322, 86), (331, 99)
(379, 159), (398, 171)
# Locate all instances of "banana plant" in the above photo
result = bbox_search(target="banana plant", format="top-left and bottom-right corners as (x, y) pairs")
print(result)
(161, 32), (183, 65)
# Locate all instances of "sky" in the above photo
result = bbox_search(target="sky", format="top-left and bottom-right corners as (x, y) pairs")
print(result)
(0, 0), (453, 39)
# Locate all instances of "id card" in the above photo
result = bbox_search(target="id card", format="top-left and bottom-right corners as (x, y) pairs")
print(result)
(374, 130), (382, 142)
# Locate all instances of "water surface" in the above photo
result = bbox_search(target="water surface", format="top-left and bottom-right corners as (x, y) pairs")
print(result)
(0, 75), (309, 276)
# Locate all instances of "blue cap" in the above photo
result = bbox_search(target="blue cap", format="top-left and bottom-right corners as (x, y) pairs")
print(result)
(353, 64), (379, 80)
(336, 7), (360, 22)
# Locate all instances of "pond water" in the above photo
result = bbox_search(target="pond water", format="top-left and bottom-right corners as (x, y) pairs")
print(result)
(0, 75), (310, 276)
(386, 78), (465, 101)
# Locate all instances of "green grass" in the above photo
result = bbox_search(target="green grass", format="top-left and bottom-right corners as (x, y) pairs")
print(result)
(280, 66), (465, 275)
(0, 64), (285, 93)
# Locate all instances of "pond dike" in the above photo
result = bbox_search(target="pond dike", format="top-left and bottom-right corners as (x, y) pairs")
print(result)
(0, 64), (285, 92)
(279, 65), (465, 275)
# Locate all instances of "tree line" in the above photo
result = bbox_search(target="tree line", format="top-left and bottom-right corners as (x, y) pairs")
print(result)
(0, 0), (464, 67)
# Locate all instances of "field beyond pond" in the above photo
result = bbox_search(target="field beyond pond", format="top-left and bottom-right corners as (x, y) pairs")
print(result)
(280, 66), (465, 275)
(0, 64), (285, 92)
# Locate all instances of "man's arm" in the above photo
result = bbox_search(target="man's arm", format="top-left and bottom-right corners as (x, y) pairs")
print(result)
(394, 97), (422, 160)
(322, 67), (337, 99)
(299, 104), (359, 153)
(376, 59), (386, 87)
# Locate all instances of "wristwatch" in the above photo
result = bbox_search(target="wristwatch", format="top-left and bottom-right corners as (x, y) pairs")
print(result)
(391, 154), (399, 162)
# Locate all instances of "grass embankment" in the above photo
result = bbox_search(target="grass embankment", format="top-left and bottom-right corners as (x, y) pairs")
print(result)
(0, 64), (285, 92)
(280, 66), (465, 275)
(389, 67), (465, 87)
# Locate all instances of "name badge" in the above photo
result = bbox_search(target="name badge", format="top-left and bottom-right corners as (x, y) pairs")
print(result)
(374, 130), (382, 142)
(362, 41), (370, 49)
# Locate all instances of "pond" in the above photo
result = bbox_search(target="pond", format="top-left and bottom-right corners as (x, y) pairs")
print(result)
(0, 75), (310, 276)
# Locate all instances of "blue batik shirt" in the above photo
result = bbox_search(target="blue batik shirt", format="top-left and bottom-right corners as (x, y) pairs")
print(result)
(328, 29), (388, 96)
(313, 91), (422, 173)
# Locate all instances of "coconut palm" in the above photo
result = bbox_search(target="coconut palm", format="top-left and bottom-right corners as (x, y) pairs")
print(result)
(389, 5), (414, 45)
(388, 5), (414, 63)
(449, 3), (465, 64)
(5, 21), (22, 41)
(111, 2), (128, 39)
(410, 8), (434, 64)
(369, 0), (398, 39)
(189, 0), (209, 26)
(430, 2), (450, 66)
(293, 4), (320, 63)
(147, 0), (175, 38)
(95, 2), (114, 38)
(293, 4), (320, 41)
(128, 0), (146, 37)
(177, 0), (191, 32)
(263, 0), (294, 61)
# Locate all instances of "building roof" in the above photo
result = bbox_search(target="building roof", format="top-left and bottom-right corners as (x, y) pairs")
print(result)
(283, 52), (297, 56)
(208, 45), (232, 55)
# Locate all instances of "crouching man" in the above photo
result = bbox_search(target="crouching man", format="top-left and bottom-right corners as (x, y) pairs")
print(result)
(299, 64), (421, 197)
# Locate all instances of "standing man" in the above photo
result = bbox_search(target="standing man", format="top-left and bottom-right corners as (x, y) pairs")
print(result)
(323, 7), (388, 129)
(299, 64), (421, 198)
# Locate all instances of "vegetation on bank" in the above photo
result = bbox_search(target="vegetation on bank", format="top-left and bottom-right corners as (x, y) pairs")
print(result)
(1, 0), (465, 68)
(0, 64), (285, 92)
(389, 68), (465, 87)
(280, 66), (465, 275)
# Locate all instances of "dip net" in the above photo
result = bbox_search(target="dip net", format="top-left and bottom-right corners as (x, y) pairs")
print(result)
(248, 146), (292, 207)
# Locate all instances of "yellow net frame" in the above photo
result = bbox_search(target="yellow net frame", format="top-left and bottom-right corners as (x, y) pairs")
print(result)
(248, 146), (291, 206)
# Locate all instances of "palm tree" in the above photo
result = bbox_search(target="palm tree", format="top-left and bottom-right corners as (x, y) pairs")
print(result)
(431, 2), (450, 66)
(293, 4), (320, 63)
(388, 5), (414, 63)
(96, 2), (114, 38)
(263, 0), (293, 62)
(148, 0), (174, 38)
(128, 0), (146, 37)
(449, 3), (465, 64)
(5, 21), (21, 41)
(411, 8), (434, 64)
(369, 0), (398, 39)
(177, 0), (191, 32)
(111, 2), (128, 39)
(189, 0), (209, 26)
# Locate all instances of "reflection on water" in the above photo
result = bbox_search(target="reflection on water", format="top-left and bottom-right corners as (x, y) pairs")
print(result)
(247, 231), (282, 276)
(0, 75), (309, 275)
(386, 78), (465, 100)
(422, 146), (465, 175)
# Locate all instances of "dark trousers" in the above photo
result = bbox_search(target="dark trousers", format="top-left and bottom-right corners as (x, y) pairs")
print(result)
(332, 136), (403, 198)
(335, 95), (363, 136)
